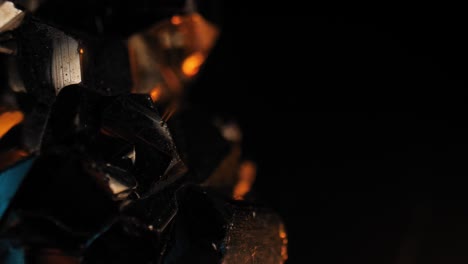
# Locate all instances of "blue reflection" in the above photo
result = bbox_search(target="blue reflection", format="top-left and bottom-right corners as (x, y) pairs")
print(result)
(0, 158), (35, 219)
(0, 240), (25, 264)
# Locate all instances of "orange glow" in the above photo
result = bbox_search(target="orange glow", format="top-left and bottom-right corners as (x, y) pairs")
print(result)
(233, 161), (257, 200)
(281, 243), (288, 262)
(181, 52), (205, 77)
(279, 224), (288, 262)
(233, 181), (250, 200)
(183, 13), (220, 54)
(171, 15), (183, 25)
(190, 13), (203, 23)
(150, 85), (162, 102)
(79, 48), (84, 54)
(279, 230), (287, 239)
(0, 111), (23, 138)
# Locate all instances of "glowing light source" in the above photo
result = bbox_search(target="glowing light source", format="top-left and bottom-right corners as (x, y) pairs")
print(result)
(279, 224), (288, 262)
(79, 48), (84, 54)
(149, 85), (162, 102)
(279, 230), (287, 239)
(181, 52), (205, 77)
(171, 15), (183, 25)
(0, 111), (23, 138)
(233, 161), (257, 200)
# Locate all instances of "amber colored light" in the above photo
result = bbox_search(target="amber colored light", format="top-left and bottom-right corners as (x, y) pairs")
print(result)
(233, 161), (257, 200)
(181, 52), (205, 77)
(279, 230), (287, 239)
(0, 111), (23, 138)
(233, 182), (250, 201)
(281, 243), (288, 262)
(150, 85), (162, 102)
(279, 224), (288, 262)
(171, 15), (183, 25)
(79, 48), (84, 54)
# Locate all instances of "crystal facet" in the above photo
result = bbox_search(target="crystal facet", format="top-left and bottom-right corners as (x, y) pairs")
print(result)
(0, 1), (287, 263)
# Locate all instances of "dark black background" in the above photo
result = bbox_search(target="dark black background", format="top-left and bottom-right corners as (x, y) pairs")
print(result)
(192, 7), (468, 264)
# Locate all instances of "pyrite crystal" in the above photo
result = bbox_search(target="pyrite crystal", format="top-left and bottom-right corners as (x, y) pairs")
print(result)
(0, 0), (287, 263)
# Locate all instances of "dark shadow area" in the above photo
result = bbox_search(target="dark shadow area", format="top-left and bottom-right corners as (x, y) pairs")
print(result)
(191, 9), (468, 264)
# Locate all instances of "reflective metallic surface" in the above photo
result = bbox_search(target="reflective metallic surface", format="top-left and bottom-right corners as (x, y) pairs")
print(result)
(0, 1), (24, 33)
(49, 29), (82, 94)
(0, 1), (287, 263)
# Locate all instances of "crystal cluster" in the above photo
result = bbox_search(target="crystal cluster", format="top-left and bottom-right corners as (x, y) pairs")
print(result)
(0, 1), (287, 263)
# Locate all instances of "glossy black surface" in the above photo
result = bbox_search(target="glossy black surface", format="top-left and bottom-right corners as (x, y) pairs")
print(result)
(0, 1), (285, 263)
